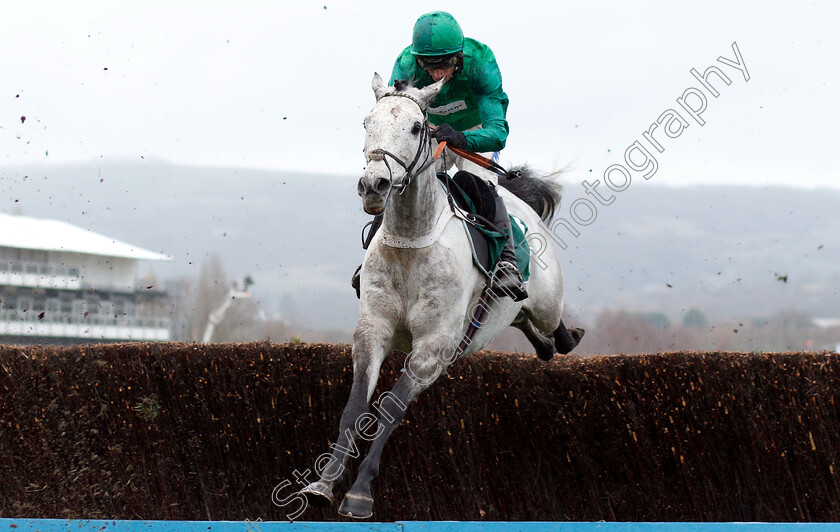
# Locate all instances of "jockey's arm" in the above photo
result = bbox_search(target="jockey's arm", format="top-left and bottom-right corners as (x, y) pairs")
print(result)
(464, 60), (509, 153)
(386, 48), (509, 153)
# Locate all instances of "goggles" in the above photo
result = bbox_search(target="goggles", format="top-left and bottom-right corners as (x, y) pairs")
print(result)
(416, 54), (457, 71)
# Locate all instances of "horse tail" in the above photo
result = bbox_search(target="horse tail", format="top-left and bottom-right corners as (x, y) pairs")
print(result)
(497, 164), (564, 222)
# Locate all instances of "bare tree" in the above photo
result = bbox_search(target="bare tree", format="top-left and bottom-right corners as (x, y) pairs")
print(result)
(170, 254), (259, 342)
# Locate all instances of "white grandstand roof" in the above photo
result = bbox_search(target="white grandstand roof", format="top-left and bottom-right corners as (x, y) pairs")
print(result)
(0, 212), (171, 261)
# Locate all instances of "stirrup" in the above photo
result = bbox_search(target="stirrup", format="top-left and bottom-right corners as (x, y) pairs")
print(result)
(490, 261), (528, 302)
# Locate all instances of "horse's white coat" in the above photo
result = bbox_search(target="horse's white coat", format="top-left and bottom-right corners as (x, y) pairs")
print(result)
(358, 74), (566, 382)
(301, 74), (571, 518)
(378, 207), (453, 248)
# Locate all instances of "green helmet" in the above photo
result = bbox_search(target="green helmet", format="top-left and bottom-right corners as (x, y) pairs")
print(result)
(410, 11), (464, 56)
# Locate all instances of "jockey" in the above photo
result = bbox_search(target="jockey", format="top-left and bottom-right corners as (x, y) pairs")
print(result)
(352, 11), (527, 302)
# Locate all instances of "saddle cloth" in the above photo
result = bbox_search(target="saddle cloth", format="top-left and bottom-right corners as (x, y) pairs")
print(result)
(437, 171), (531, 282)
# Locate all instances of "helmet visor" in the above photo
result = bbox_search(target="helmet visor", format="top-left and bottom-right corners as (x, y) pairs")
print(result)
(416, 54), (457, 72)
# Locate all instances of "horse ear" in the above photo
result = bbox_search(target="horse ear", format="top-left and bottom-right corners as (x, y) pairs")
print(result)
(417, 78), (445, 108)
(372, 73), (390, 101)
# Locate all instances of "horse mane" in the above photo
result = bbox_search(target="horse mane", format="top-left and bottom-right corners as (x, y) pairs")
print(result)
(393, 78), (412, 91)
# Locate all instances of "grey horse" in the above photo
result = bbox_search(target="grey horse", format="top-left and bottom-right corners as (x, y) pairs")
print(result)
(300, 74), (583, 519)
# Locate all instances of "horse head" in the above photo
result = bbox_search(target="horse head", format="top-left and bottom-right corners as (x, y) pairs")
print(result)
(357, 73), (445, 215)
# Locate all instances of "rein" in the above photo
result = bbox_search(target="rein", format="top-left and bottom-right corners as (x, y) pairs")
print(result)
(370, 92), (436, 194)
(432, 137), (518, 180)
(368, 91), (513, 249)
(368, 91), (448, 249)
(369, 91), (519, 196)
(447, 145), (513, 179)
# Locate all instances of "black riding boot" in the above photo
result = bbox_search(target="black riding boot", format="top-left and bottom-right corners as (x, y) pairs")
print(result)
(351, 215), (383, 299)
(490, 194), (528, 302)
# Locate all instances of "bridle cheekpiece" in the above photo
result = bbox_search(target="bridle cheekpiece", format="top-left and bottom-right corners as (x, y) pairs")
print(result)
(369, 91), (436, 194)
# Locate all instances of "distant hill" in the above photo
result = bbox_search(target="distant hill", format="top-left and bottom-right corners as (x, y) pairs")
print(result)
(555, 181), (840, 323)
(2, 160), (838, 332)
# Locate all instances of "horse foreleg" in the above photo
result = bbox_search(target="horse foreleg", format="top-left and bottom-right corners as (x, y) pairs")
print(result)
(298, 373), (374, 506)
(300, 323), (389, 507)
(336, 372), (419, 518)
(337, 340), (445, 519)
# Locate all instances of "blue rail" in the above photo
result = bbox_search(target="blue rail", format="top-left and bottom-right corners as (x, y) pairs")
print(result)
(2, 521), (840, 531)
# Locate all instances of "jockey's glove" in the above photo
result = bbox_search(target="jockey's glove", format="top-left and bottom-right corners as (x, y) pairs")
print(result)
(433, 124), (467, 150)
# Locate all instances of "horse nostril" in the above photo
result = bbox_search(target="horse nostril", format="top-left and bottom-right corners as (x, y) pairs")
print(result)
(357, 178), (366, 197)
(374, 177), (391, 194)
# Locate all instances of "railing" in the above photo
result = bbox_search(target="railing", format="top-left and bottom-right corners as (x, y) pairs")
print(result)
(0, 311), (168, 327)
(0, 260), (81, 289)
(0, 309), (171, 341)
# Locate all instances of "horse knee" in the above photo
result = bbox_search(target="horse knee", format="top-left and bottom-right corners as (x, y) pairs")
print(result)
(404, 352), (444, 386)
(403, 335), (456, 386)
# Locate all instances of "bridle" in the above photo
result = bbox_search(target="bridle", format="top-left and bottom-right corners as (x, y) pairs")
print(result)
(368, 92), (437, 195)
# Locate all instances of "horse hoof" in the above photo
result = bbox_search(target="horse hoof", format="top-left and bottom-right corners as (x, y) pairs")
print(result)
(536, 344), (556, 361)
(554, 323), (585, 355)
(300, 481), (334, 507)
(338, 491), (374, 519)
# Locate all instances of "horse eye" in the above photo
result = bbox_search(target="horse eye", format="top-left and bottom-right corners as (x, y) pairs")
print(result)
(410, 121), (422, 135)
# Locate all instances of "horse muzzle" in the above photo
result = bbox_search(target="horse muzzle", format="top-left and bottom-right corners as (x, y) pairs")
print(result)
(358, 176), (391, 215)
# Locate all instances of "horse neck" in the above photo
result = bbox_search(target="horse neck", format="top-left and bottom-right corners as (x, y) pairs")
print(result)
(382, 164), (446, 239)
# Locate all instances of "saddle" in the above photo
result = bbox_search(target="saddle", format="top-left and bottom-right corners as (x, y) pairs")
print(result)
(437, 171), (530, 281)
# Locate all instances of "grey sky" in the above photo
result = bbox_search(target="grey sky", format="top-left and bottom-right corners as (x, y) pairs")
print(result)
(2, 1), (838, 188)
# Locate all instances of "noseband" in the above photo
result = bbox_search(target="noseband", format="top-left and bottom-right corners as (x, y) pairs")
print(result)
(369, 92), (437, 194)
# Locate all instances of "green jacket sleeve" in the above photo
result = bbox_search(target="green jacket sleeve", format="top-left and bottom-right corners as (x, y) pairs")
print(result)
(389, 46), (414, 86)
(463, 57), (509, 153)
